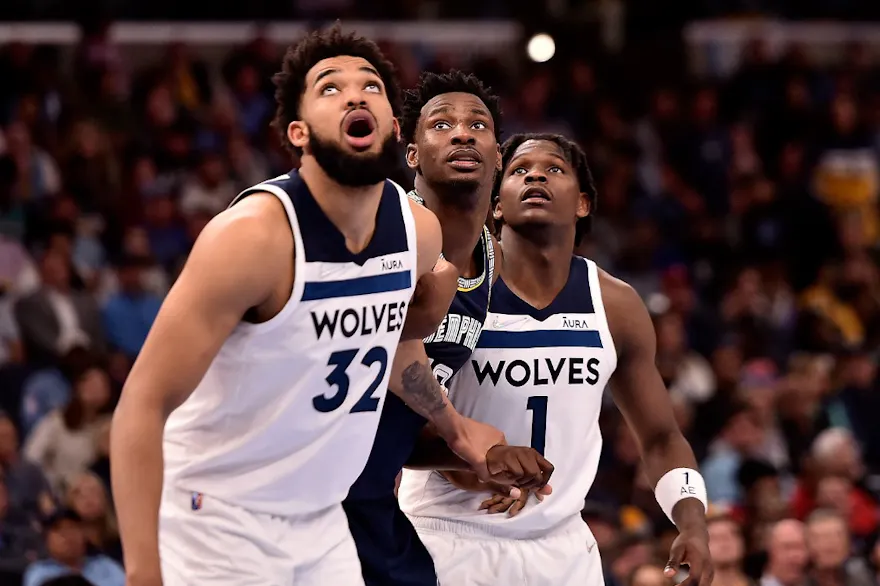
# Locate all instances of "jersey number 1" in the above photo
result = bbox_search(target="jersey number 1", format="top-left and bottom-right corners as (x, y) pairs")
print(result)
(313, 347), (388, 413)
(527, 396), (548, 456)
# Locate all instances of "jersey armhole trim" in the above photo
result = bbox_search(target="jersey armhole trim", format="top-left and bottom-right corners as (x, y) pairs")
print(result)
(233, 184), (306, 334)
(584, 258), (618, 371)
(392, 180), (420, 289)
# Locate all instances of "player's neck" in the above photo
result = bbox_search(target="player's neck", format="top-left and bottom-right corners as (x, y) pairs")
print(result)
(299, 158), (385, 254)
(414, 175), (489, 277)
(499, 226), (573, 308)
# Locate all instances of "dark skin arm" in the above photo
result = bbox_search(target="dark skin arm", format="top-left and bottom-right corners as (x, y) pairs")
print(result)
(602, 270), (713, 586)
(406, 423), (554, 493)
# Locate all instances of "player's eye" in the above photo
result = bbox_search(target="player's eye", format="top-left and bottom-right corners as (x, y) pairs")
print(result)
(472, 121), (488, 130)
(433, 121), (451, 130)
(320, 84), (339, 96)
(548, 166), (563, 173)
(365, 82), (382, 93)
(512, 167), (527, 175)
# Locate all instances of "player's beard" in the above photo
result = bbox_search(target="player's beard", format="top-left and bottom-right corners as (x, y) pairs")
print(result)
(307, 125), (402, 188)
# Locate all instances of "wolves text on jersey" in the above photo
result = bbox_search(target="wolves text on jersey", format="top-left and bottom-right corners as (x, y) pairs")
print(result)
(311, 301), (408, 340)
(471, 356), (602, 387)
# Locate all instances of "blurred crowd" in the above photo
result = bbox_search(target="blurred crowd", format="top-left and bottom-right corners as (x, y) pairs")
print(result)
(0, 12), (879, 586)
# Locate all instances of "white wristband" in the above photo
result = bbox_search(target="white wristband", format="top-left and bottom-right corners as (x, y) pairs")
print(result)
(654, 468), (708, 525)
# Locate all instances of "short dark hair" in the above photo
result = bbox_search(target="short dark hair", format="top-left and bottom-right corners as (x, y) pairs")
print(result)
(271, 23), (402, 156)
(400, 70), (503, 144)
(495, 133), (598, 243)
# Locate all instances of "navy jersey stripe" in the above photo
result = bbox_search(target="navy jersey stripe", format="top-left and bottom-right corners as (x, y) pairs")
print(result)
(477, 329), (603, 349)
(301, 270), (413, 301)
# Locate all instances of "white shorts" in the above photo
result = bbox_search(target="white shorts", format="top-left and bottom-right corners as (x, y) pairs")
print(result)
(412, 517), (604, 586)
(159, 487), (365, 586)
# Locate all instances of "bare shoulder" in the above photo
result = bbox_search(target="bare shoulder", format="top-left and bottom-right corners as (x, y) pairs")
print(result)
(596, 266), (654, 357)
(201, 194), (291, 259)
(407, 199), (443, 275)
(407, 198), (442, 234)
(182, 193), (292, 304)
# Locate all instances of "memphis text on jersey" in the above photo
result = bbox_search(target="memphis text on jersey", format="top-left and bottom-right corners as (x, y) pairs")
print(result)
(423, 313), (483, 352)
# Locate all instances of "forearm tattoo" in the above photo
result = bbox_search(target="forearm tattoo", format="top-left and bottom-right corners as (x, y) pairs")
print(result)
(400, 362), (447, 416)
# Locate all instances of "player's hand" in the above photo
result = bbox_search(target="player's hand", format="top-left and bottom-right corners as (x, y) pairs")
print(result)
(401, 256), (458, 341)
(484, 445), (554, 490)
(480, 485), (553, 517)
(446, 417), (507, 484)
(665, 524), (713, 586)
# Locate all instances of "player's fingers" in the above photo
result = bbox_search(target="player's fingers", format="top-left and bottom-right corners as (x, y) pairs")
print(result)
(497, 459), (524, 482)
(515, 452), (543, 488)
(488, 498), (516, 514)
(665, 544), (687, 580)
(535, 484), (552, 500)
(479, 495), (505, 510)
(508, 493), (528, 517)
(536, 454), (555, 483)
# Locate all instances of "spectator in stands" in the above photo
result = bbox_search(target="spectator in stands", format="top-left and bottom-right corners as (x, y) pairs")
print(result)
(627, 563), (667, 586)
(178, 150), (236, 217)
(65, 472), (120, 562)
(87, 419), (111, 497)
(23, 357), (111, 494)
(0, 412), (54, 524)
(804, 509), (873, 586)
(20, 347), (91, 438)
(791, 428), (877, 538)
(4, 120), (61, 202)
(760, 519), (809, 586)
(22, 509), (123, 586)
(708, 515), (755, 586)
(14, 250), (105, 367)
(100, 254), (161, 360)
(0, 480), (42, 584)
(0, 154), (27, 241)
(608, 533), (655, 586)
(654, 309), (717, 404)
(702, 401), (767, 506)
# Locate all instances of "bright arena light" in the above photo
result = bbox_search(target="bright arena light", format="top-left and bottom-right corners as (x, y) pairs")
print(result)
(527, 33), (556, 63)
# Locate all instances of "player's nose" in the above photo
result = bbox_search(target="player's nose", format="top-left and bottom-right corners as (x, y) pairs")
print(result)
(524, 169), (548, 183)
(345, 95), (368, 109)
(450, 125), (476, 145)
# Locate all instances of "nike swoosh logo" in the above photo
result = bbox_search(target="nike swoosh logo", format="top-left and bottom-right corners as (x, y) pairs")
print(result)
(491, 316), (528, 329)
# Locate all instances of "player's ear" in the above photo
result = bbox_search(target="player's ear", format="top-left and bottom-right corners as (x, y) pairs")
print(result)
(493, 198), (503, 221)
(288, 121), (308, 151)
(392, 118), (401, 142)
(495, 144), (502, 172)
(576, 191), (590, 219)
(405, 143), (419, 171)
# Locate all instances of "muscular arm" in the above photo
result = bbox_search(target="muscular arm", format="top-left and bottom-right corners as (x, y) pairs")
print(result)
(110, 195), (289, 581)
(405, 424), (470, 471)
(604, 272), (706, 530)
(389, 204), (465, 438)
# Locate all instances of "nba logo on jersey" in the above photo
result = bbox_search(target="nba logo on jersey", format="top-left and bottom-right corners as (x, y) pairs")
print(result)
(191, 492), (203, 511)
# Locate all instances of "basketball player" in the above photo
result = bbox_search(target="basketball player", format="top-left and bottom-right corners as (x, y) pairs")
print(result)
(111, 28), (477, 586)
(344, 71), (554, 586)
(399, 134), (714, 586)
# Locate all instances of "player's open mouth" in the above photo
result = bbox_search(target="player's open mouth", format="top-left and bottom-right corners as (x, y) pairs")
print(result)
(521, 187), (551, 205)
(342, 110), (377, 150)
(447, 148), (482, 171)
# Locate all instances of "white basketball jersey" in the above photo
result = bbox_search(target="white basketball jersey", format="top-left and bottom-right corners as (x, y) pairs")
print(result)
(163, 171), (418, 517)
(399, 257), (617, 537)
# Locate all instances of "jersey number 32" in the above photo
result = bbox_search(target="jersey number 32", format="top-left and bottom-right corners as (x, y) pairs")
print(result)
(312, 347), (388, 413)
